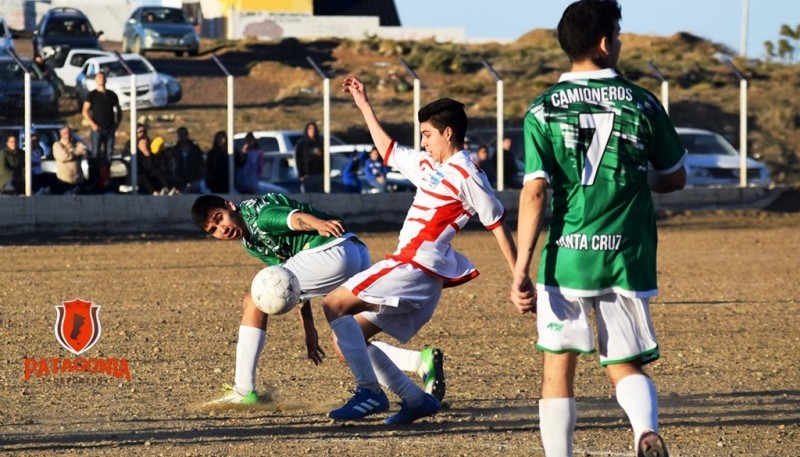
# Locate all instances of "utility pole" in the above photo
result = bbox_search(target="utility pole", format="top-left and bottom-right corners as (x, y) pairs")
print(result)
(739, 0), (750, 58)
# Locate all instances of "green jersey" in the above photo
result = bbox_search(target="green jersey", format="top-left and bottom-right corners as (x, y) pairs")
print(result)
(238, 194), (344, 266)
(523, 69), (685, 297)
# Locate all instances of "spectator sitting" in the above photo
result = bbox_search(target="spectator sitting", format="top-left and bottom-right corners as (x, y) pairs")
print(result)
(27, 130), (52, 193)
(134, 124), (171, 195)
(1, 134), (23, 194)
(341, 151), (363, 194)
(51, 126), (87, 194)
(165, 126), (205, 194)
(363, 146), (388, 192)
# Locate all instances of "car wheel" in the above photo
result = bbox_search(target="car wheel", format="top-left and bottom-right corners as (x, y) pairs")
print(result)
(189, 49), (198, 57)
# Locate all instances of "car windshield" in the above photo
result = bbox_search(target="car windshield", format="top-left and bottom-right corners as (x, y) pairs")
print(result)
(45, 18), (94, 37)
(678, 133), (738, 156)
(141, 8), (188, 24)
(97, 59), (152, 77)
(0, 60), (45, 80)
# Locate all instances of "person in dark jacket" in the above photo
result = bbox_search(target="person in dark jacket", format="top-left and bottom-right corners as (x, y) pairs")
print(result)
(294, 122), (324, 193)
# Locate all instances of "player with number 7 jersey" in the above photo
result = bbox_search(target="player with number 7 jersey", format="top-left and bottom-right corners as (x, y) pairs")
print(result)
(522, 70), (686, 297)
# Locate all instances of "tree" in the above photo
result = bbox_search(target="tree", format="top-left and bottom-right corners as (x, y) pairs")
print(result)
(777, 39), (794, 62)
(764, 41), (775, 61)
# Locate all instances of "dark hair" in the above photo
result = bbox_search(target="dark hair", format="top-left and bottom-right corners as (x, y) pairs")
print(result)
(213, 130), (227, 147)
(304, 122), (319, 142)
(557, 0), (621, 63)
(191, 195), (227, 230)
(418, 98), (468, 147)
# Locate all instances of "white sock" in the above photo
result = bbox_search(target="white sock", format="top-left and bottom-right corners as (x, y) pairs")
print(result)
(371, 340), (422, 374)
(234, 325), (266, 395)
(368, 344), (425, 407)
(538, 397), (576, 457)
(615, 374), (659, 449)
(330, 316), (380, 392)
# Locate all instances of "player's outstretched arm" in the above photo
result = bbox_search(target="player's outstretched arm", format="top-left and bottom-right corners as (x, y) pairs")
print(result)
(342, 76), (393, 159)
(298, 300), (325, 365)
(510, 178), (547, 315)
(290, 212), (344, 237)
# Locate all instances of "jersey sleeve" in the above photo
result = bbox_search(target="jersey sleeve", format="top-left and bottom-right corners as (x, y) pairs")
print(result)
(386, 142), (431, 185)
(461, 172), (506, 229)
(647, 105), (687, 174)
(523, 107), (554, 184)
(255, 205), (295, 234)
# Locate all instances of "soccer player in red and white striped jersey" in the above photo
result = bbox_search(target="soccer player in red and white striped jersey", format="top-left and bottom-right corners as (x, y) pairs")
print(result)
(321, 77), (519, 424)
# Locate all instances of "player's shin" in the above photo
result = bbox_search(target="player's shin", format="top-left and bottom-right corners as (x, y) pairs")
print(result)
(368, 344), (425, 407)
(615, 374), (660, 449)
(370, 340), (421, 372)
(330, 316), (380, 392)
(234, 325), (266, 395)
(539, 397), (576, 456)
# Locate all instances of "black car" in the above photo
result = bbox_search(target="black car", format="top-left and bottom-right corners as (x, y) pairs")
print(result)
(0, 57), (59, 120)
(33, 7), (103, 67)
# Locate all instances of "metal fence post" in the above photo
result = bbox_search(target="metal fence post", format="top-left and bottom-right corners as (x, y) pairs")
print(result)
(213, 55), (235, 195)
(648, 61), (669, 114)
(720, 56), (749, 188)
(306, 56), (331, 193)
(7, 48), (32, 196)
(482, 59), (505, 191)
(400, 59), (421, 151)
(114, 51), (137, 194)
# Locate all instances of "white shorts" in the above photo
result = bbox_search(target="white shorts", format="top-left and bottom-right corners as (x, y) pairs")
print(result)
(343, 259), (444, 343)
(283, 237), (371, 298)
(535, 290), (660, 366)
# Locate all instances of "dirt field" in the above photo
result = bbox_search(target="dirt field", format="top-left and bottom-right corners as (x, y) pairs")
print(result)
(1, 210), (798, 456)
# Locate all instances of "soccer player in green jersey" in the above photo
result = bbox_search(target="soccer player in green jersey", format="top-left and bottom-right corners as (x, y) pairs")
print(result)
(192, 194), (444, 406)
(510, 1), (686, 456)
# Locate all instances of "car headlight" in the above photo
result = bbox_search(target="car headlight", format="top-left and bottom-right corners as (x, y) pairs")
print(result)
(144, 28), (159, 38)
(183, 32), (198, 42)
(688, 166), (710, 178)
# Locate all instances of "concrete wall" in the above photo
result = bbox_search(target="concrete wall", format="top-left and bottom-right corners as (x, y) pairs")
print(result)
(0, 186), (786, 237)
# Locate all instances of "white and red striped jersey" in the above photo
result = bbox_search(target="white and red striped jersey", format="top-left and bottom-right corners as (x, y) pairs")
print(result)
(384, 141), (506, 287)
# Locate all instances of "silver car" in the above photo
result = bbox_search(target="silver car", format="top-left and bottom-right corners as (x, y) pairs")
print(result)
(676, 127), (771, 187)
(122, 7), (199, 57)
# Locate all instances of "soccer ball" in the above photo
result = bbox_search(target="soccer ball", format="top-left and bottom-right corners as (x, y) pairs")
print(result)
(250, 266), (301, 315)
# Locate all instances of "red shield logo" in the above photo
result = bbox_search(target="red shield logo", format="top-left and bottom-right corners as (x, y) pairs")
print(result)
(54, 299), (102, 356)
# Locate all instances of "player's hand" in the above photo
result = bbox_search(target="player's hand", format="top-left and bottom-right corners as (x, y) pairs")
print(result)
(315, 219), (344, 238)
(342, 76), (369, 108)
(510, 274), (536, 315)
(304, 326), (326, 365)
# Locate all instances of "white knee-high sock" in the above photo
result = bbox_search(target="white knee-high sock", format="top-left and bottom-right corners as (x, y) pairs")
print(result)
(368, 344), (425, 407)
(539, 397), (576, 457)
(370, 340), (422, 373)
(615, 374), (659, 447)
(234, 325), (266, 395)
(330, 315), (380, 392)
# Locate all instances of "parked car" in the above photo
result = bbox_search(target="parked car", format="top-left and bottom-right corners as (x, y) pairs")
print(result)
(0, 57), (59, 120)
(52, 48), (111, 93)
(232, 130), (412, 193)
(676, 127), (771, 187)
(33, 7), (103, 67)
(1, 16), (14, 52)
(75, 54), (176, 110)
(122, 6), (199, 57)
(0, 124), (130, 192)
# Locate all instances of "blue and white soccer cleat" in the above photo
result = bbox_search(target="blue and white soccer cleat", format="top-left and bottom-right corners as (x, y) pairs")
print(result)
(328, 387), (390, 421)
(384, 393), (441, 425)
